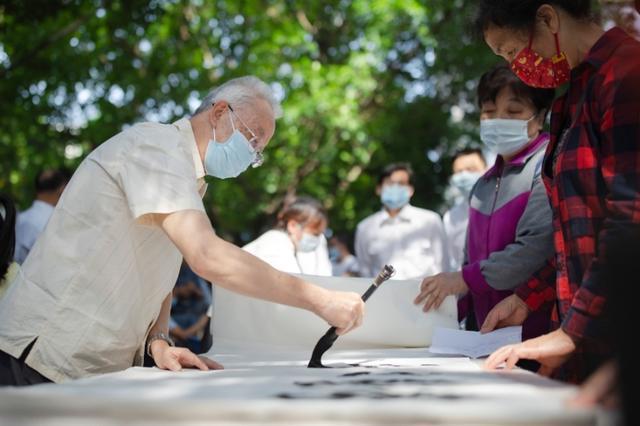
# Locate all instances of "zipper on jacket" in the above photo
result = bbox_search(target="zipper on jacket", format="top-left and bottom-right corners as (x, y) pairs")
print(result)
(486, 174), (502, 255)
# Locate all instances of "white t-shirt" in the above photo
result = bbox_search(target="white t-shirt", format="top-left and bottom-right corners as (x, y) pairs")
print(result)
(243, 230), (332, 276)
(443, 200), (470, 272)
(14, 200), (55, 264)
(0, 118), (206, 383)
(355, 205), (449, 280)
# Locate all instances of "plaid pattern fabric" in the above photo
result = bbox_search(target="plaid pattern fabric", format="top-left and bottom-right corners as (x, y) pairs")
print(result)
(515, 259), (557, 312)
(517, 28), (640, 382)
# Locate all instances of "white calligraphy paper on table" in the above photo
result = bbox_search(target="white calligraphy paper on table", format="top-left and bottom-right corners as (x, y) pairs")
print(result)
(211, 274), (458, 349)
(429, 326), (523, 358)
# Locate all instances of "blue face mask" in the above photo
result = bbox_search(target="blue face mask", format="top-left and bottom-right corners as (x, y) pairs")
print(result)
(381, 184), (411, 210)
(204, 112), (256, 179)
(297, 232), (321, 253)
(329, 247), (340, 262)
(450, 171), (483, 198)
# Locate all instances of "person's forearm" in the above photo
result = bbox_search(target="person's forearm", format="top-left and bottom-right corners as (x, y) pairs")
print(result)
(192, 238), (330, 315)
(161, 210), (331, 317)
(150, 293), (172, 336)
(148, 293), (172, 357)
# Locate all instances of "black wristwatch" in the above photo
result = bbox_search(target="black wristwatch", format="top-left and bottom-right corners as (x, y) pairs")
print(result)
(146, 332), (175, 359)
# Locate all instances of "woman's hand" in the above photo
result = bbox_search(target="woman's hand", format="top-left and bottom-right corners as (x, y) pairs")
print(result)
(413, 271), (468, 312)
(480, 294), (530, 333)
(484, 328), (576, 376)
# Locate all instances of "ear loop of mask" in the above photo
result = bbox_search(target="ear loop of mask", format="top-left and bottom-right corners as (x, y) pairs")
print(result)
(529, 29), (562, 56)
(553, 33), (562, 56)
(212, 107), (236, 142)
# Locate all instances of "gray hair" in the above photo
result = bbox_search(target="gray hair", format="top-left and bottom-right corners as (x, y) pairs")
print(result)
(194, 76), (283, 118)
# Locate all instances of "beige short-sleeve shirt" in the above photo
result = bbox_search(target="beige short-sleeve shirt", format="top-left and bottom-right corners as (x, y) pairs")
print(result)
(0, 118), (206, 383)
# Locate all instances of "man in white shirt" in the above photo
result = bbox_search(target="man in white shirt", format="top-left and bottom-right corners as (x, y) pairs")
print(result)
(14, 170), (69, 264)
(442, 149), (487, 271)
(355, 163), (448, 280)
(0, 76), (364, 386)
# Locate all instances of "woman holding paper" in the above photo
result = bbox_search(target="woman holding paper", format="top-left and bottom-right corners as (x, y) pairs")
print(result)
(414, 64), (556, 344)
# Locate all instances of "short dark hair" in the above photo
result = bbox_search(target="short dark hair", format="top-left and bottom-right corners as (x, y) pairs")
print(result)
(474, 0), (592, 35)
(276, 196), (327, 229)
(478, 63), (556, 118)
(0, 194), (16, 280)
(35, 169), (69, 193)
(377, 163), (414, 186)
(330, 233), (350, 247)
(452, 148), (487, 168)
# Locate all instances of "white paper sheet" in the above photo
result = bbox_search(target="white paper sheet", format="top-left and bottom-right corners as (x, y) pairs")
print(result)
(0, 342), (596, 425)
(212, 274), (458, 348)
(428, 326), (522, 358)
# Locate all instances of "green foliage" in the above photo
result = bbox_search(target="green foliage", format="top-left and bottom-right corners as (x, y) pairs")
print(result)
(0, 0), (497, 243)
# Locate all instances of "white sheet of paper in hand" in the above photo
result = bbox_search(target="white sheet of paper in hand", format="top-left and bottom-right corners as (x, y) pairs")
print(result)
(429, 326), (522, 358)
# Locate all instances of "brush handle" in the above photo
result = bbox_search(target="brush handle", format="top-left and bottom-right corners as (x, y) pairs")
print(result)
(307, 265), (395, 368)
(319, 268), (392, 343)
(314, 282), (378, 350)
(361, 283), (378, 302)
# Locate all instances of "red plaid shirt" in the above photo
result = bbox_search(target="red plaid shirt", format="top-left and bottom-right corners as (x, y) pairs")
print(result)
(515, 28), (640, 381)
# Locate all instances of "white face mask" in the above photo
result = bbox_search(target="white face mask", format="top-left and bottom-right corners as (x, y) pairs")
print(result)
(480, 116), (535, 157)
(297, 232), (321, 253)
(450, 171), (483, 198)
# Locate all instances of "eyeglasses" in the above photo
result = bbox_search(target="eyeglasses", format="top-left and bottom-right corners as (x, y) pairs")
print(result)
(228, 105), (264, 168)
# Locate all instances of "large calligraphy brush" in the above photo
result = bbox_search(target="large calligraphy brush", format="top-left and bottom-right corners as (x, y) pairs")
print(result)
(307, 264), (395, 368)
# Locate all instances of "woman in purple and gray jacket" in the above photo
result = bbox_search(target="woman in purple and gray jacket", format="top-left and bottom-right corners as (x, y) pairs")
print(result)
(414, 64), (556, 342)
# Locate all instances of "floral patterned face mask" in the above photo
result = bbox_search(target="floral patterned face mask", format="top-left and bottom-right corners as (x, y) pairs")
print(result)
(511, 32), (571, 88)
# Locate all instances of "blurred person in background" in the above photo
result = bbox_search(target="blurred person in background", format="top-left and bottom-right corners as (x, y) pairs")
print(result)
(328, 233), (360, 277)
(169, 262), (212, 354)
(356, 163), (448, 280)
(14, 169), (69, 264)
(244, 196), (332, 276)
(443, 148), (487, 272)
(0, 195), (19, 299)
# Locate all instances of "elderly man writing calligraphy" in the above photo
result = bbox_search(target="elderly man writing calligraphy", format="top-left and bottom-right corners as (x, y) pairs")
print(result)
(0, 76), (364, 386)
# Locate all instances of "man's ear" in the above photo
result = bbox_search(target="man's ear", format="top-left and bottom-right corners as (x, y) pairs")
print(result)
(408, 185), (415, 198)
(208, 101), (229, 126)
(375, 184), (382, 196)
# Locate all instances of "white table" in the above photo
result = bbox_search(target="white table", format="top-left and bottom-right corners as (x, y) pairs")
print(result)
(0, 340), (613, 425)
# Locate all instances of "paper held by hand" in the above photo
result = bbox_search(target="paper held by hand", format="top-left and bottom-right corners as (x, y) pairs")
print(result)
(428, 326), (522, 358)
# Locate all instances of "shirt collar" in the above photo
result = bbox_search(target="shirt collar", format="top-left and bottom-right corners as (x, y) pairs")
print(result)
(484, 132), (549, 178)
(173, 118), (206, 180)
(581, 27), (632, 71)
(380, 205), (413, 226)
